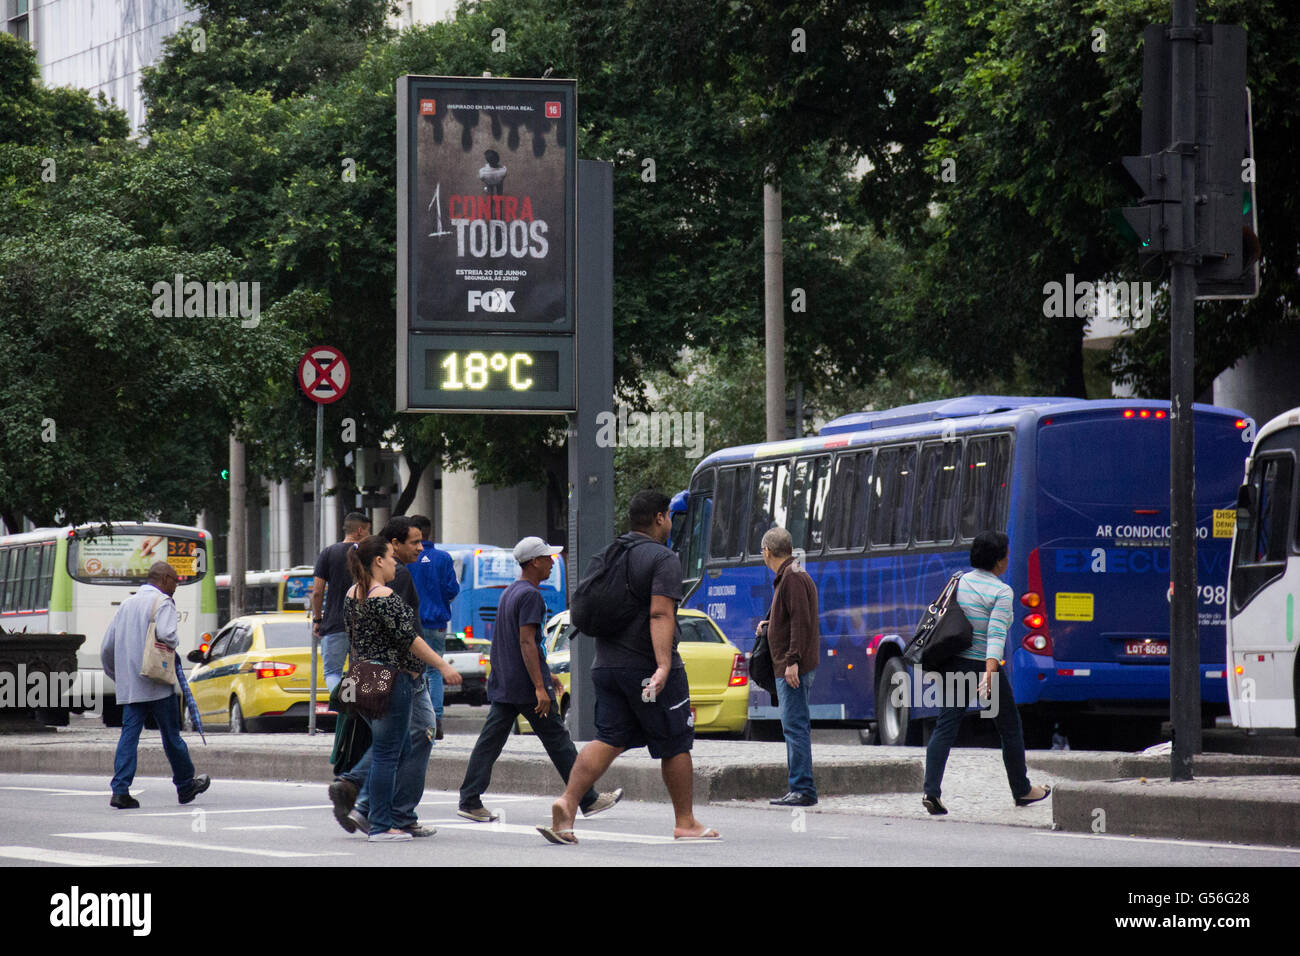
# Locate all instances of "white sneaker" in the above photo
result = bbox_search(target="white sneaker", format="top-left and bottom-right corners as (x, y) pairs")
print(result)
(368, 829), (413, 842)
(582, 788), (624, 817)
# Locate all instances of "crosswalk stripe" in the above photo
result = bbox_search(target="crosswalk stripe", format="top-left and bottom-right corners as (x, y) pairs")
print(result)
(0, 787), (115, 796)
(0, 845), (153, 866)
(133, 804), (331, 818)
(53, 831), (350, 858)
(1033, 830), (1300, 854)
(426, 819), (697, 845)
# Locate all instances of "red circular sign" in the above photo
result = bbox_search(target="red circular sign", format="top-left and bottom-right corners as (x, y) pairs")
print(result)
(297, 346), (351, 405)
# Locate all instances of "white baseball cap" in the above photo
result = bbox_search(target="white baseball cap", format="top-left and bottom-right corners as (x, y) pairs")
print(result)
(514, 537), (564, 564)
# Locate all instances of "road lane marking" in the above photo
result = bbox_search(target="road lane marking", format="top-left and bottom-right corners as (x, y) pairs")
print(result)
(134, 804), (332, 817)
(0, 787), (116, 796)
(0, 845), (153, 866)
(425, 819), (702, 845)
(1034, 831), (1300, 854)
(53, 831), (350, 858)
(223, 825), (306, 831)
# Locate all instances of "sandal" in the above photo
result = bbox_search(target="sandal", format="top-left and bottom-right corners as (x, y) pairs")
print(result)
(537, 826), (579, 845)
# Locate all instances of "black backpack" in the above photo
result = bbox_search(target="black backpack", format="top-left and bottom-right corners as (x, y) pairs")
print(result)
(570, 536), (652, 638)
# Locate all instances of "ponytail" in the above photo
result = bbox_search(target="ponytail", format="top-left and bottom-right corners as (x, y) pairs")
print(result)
(348, 534), (388, 602)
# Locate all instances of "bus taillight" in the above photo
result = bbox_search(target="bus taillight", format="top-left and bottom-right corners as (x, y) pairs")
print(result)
(1022, 548), (1053, 657)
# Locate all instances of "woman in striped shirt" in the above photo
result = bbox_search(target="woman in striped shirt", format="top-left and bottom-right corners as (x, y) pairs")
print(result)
(922, 531), (1051, 815)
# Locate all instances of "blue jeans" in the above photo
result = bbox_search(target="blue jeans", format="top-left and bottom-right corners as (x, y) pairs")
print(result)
(423, 628), (447, 721)
(112, 695), (196, 796)
(459, 701), (598, 812)
(923, 658), (1030, 801)
(354, 673), (434, 831)
(322, 630), (349, 693)
(775, 669), (816, 798)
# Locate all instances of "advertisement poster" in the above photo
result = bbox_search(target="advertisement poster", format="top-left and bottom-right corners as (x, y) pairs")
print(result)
(409, 79), (575, 332)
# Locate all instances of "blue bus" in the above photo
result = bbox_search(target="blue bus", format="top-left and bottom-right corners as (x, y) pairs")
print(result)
(440, 544), (566, 643)
(672, 396), (1252, 746)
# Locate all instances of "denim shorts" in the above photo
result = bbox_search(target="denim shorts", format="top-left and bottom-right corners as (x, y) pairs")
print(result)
(593, 666), (693, 759)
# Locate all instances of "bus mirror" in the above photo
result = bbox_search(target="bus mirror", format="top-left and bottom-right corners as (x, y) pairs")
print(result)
(1235, 484), (1255, 532)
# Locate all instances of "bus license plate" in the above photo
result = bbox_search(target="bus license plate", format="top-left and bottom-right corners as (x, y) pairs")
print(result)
(1124, 641), (1168, 657)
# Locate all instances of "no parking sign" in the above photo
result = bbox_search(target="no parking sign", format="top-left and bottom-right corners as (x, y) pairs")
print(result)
(297, 346), (350, 404)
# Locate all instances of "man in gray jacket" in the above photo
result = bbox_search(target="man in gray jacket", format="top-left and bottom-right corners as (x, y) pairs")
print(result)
(101, 561), (210, 809)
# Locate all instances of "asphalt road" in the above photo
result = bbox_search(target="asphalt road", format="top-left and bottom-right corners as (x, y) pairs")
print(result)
(2, 772), (1298, 868)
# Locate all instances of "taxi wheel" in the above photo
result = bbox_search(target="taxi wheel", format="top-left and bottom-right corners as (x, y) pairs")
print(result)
(229, 697), (246, 734)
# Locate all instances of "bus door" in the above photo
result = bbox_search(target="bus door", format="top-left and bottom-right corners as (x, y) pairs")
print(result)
(1228, 430), (1299, 729)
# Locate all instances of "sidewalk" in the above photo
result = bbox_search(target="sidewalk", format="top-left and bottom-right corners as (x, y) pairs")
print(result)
(2, 726), (1296, 846)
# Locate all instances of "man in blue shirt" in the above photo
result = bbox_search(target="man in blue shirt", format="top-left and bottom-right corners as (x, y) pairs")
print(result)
(456, 537), (622, 823)
(408, 514), (459, 739)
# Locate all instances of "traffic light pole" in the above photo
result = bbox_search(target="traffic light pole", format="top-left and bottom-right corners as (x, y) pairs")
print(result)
(1169, 0), (1201, 780)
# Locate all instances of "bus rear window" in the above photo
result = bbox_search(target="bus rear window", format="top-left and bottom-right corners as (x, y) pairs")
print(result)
(1038, 417), (1243, 506)
(68, 532), (207, 585)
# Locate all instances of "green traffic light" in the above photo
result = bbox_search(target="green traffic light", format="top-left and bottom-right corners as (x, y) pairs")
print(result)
(220, 468), (230, 480)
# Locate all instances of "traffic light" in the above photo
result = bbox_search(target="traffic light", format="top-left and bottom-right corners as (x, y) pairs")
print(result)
(220, 468), (230, 481)
(1118, 22), (1258, 300)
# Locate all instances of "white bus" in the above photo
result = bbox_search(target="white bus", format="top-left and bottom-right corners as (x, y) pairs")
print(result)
(215, 566), (315, 626)
(0, 522), (218, 724)
(1227, 407), (1300, 731)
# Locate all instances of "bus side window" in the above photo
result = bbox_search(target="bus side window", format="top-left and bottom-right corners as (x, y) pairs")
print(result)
(1250, 457), (1292, 563)
(21, 544), (42, 610)
(915, 441), (963, 544)
(748, 460), (791, 556)
(960, 435), (1012, 538)
(710, 466), (750, 561)
(871, 445), (917, 549)
(790, 456), (831, 554)
(4, 547), (25, 612)
(0, 548), (9, 611)
(37, 542), (55, 610)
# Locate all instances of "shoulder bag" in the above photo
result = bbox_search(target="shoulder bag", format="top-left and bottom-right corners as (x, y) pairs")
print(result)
(902, 571), (975, 670)
(139, 596), (179, 686)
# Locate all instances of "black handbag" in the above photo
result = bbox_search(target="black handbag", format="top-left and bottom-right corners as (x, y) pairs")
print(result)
(750, 622), (778, 698)
(903, 571), (974, 669)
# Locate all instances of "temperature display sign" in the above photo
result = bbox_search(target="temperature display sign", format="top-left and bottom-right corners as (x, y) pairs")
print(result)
(408, 334), (573, 411)
(397, 75), (576, 413)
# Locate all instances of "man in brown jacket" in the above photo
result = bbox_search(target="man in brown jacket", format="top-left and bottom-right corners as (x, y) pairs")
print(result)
(757, 526), (820, 806)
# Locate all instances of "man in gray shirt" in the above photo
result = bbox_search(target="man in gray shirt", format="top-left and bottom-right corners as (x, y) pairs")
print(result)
(101, 561), (210, 809)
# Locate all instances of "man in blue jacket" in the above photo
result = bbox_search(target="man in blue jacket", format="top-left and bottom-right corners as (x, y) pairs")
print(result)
(408, 515), (459, 739)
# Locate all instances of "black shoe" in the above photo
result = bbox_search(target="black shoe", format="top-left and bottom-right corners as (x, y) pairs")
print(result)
(110, 792), (139, 810)
(435, 718), (444, 741)
(1014, 784), (1051, 807)
(922, 794), (948, 815)
(769, 791), (817, 807)
(178, 774), (211, 805)
(329, 778), (360, 831)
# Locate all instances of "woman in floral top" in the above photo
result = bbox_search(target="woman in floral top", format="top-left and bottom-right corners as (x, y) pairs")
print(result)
(346, 535), (460, 842)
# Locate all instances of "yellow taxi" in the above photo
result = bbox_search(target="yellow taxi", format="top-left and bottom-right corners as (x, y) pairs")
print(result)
(512, 609), (749, 737)
(185, 613), (331, 732)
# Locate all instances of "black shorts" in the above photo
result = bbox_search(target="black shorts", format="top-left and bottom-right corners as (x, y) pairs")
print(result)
(592, 666), (694, 759)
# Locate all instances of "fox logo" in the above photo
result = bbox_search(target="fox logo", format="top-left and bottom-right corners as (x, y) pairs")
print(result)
(468, 289), (516, 312)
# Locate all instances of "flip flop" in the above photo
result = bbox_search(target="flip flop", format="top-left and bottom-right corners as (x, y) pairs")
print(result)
(537, 826), (579, 845)
(673, 827), (721, 841)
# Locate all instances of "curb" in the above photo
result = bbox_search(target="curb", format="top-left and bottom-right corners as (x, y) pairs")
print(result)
(1052, 777), (1300, 848)
(0, 743), (921, 804)
(1028, 751), (1300, 781)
